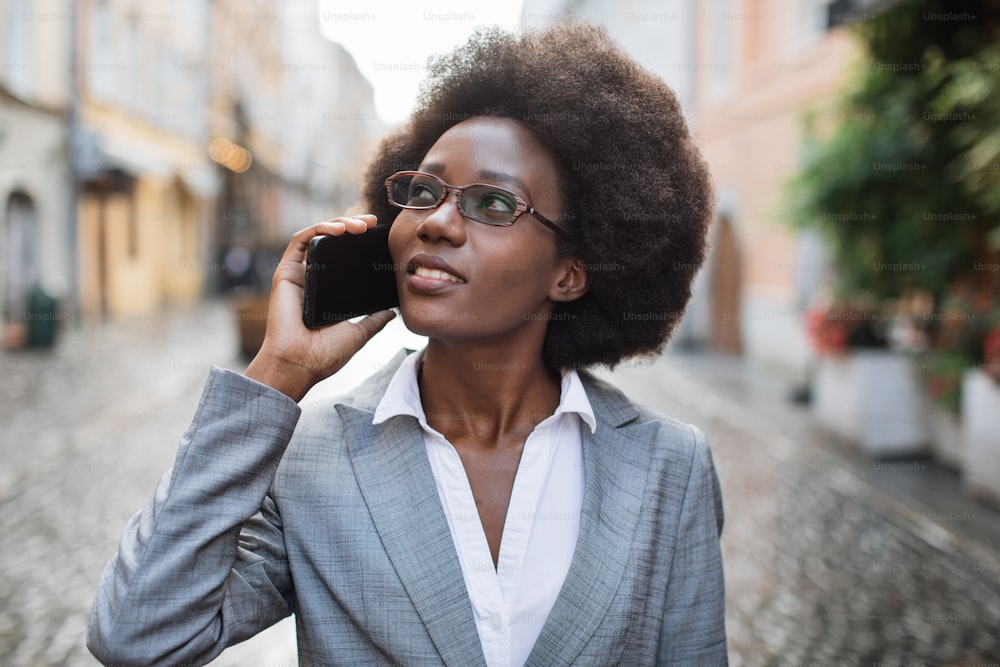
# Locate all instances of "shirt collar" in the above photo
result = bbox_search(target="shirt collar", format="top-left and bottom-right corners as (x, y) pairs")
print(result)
(373, 348), (597, 434)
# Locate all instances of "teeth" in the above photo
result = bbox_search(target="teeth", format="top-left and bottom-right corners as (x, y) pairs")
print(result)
(414, 266), (465, 283)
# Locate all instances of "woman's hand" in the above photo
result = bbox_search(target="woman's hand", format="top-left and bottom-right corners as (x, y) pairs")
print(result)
(245, 215), (396, 401)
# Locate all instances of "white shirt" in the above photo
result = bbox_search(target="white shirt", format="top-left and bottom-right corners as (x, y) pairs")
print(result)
(373, 349), (596, 667)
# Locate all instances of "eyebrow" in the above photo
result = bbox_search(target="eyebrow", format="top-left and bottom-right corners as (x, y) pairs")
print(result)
(421, 162), (534, 201)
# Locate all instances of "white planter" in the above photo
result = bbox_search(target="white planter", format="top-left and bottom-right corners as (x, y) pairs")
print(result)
(961, 369), (1000, 505)
(928, 405), (963, 470)
(813, 350), (930, 457)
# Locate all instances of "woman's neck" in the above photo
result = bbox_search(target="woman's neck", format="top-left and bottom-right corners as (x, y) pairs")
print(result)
(418, 338), (561, 450)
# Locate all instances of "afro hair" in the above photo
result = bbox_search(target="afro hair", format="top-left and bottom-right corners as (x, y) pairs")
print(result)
(360, 21), (714, 372)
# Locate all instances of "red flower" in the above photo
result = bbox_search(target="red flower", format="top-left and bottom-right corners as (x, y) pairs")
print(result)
(806, 304), (869, 355)
(807, 307), (849, 355)
(984, 325), (1000, 382)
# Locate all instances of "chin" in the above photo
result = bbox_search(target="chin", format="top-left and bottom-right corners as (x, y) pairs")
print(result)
(397, 302), (478, 338)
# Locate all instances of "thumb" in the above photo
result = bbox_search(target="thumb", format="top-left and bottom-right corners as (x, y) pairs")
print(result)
(315, 310), (397, 382)
(349, 309), (397, 345)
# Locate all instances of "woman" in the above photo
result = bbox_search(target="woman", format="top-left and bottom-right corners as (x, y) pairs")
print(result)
(87, 22), (726, 666)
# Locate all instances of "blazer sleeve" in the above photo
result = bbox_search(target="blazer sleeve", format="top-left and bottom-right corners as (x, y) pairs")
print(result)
(657, 426), (728, 666)
(86, 367), (302, 667)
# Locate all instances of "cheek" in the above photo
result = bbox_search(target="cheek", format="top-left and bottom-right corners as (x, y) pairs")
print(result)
(476, 236), (557, 302)
(387, 215), (412, 264)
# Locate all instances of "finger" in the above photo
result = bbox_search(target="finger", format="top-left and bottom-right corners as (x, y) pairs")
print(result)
(274, 216), (378, 287)
(286, 222), (340, 255)
(271, 224), (337, 288)
(328, 214), (376, 235)
(348, 309), (397, 345)
(280, 220), (352, 267)
(286, 215), (376, 256)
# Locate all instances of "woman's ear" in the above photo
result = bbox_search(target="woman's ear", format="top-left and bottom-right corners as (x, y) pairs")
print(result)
(550, 257), (590, 303)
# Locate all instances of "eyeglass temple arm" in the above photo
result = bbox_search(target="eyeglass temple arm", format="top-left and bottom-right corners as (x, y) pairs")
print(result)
(528, 209), (570, 240)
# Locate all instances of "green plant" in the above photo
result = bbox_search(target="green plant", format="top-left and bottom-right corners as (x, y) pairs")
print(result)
(911, 283), (998, 413)
(917, 348), (973, 414)
(784, 0), (1000, 304)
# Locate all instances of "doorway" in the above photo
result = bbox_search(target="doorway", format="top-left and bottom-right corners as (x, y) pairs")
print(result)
(2, 191), (40, 324)
(709, 214), (743, 353)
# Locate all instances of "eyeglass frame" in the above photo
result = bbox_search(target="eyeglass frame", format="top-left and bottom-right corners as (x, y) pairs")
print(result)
(384, 170), (570, 240)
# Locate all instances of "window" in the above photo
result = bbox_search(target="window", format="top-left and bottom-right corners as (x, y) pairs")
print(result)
(88, 0), (116, 101)
(795, 0), (831, 50)
(126, 18), (141, 112)
(4, 0), (33, 96)
(709, 0), (735, 95)
(2, 192), (39, 322)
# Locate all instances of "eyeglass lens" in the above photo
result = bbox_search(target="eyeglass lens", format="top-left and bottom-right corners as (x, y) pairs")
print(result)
(390, 173), (520, 226)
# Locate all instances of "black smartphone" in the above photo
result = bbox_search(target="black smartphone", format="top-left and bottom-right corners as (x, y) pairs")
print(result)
(302, 225), (400, 328)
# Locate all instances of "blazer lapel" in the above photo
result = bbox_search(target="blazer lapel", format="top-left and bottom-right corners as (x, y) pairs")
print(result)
(335, 353), (654, 665)
(525, 374), (657, 666)
(338, 403), (486, 667)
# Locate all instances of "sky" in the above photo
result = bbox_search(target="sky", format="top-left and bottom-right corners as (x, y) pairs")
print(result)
(317, 0), (526, 125)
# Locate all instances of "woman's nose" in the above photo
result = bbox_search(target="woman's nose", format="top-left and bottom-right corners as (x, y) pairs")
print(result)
(415, 191), (467, 246)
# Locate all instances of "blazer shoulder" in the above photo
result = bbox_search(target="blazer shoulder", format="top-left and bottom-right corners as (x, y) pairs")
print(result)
(581, 370), (708, 461)
(637, 403), (708, 456)
(631, 402), (724, 537)
(623, 400), (724, 538)
(581, 371), (723, 536)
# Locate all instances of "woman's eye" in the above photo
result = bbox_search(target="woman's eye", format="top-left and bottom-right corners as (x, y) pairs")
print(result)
(480, 191), (516, 212)
(408, 183), (438, 203)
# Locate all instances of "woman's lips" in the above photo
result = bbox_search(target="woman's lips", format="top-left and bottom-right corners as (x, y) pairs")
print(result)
(405, 254), (467, 294)
(413, 266), (464, 283)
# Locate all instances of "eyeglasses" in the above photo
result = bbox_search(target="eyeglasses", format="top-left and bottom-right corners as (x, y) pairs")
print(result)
(384, 170), (569, 239)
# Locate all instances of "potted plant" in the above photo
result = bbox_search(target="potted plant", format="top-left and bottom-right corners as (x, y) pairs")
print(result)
(808, 295), (930, 457)
(782, 0), (1000, 458)
(962, 319), (1000, 505)
(915, 348), (967, 467)
(221, 244), (283, 361)
(902, 284), (994, 468)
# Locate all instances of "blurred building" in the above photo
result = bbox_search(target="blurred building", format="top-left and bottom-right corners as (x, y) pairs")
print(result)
(521, 0), (696, 113)
(205, 0), (383, 293)
(277, 2), (385, 233)
(0, 0), (73, 343)
(523, 0), (870, 377)
(0, 0), (382, 331)
(71, 0), (216, 320)
(206, 0), (284, 293)
(691, 0), (863, 377)
(520, 0), (718, 346)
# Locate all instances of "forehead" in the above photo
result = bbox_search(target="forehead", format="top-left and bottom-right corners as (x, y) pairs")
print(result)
(419, 117), (560, 190)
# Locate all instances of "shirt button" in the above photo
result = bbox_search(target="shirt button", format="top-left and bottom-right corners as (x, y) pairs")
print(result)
(489, 614), (503, 631)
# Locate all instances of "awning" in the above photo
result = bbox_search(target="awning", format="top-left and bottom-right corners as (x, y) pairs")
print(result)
(71, 127), (219, 196)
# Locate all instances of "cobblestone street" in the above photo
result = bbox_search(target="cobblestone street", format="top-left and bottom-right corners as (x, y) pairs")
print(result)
(602, 357), (1000, 665)
(1, 300), (999, 665)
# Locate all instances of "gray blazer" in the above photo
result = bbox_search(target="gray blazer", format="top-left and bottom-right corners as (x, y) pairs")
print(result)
(87, 349), (727, 666)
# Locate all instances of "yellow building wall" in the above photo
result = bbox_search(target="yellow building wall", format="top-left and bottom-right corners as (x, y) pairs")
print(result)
(77, 177), (205, 321)
(159, 182), (204, 305)
(107, 188), (155, 317)
(77, 195), (102, 320)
